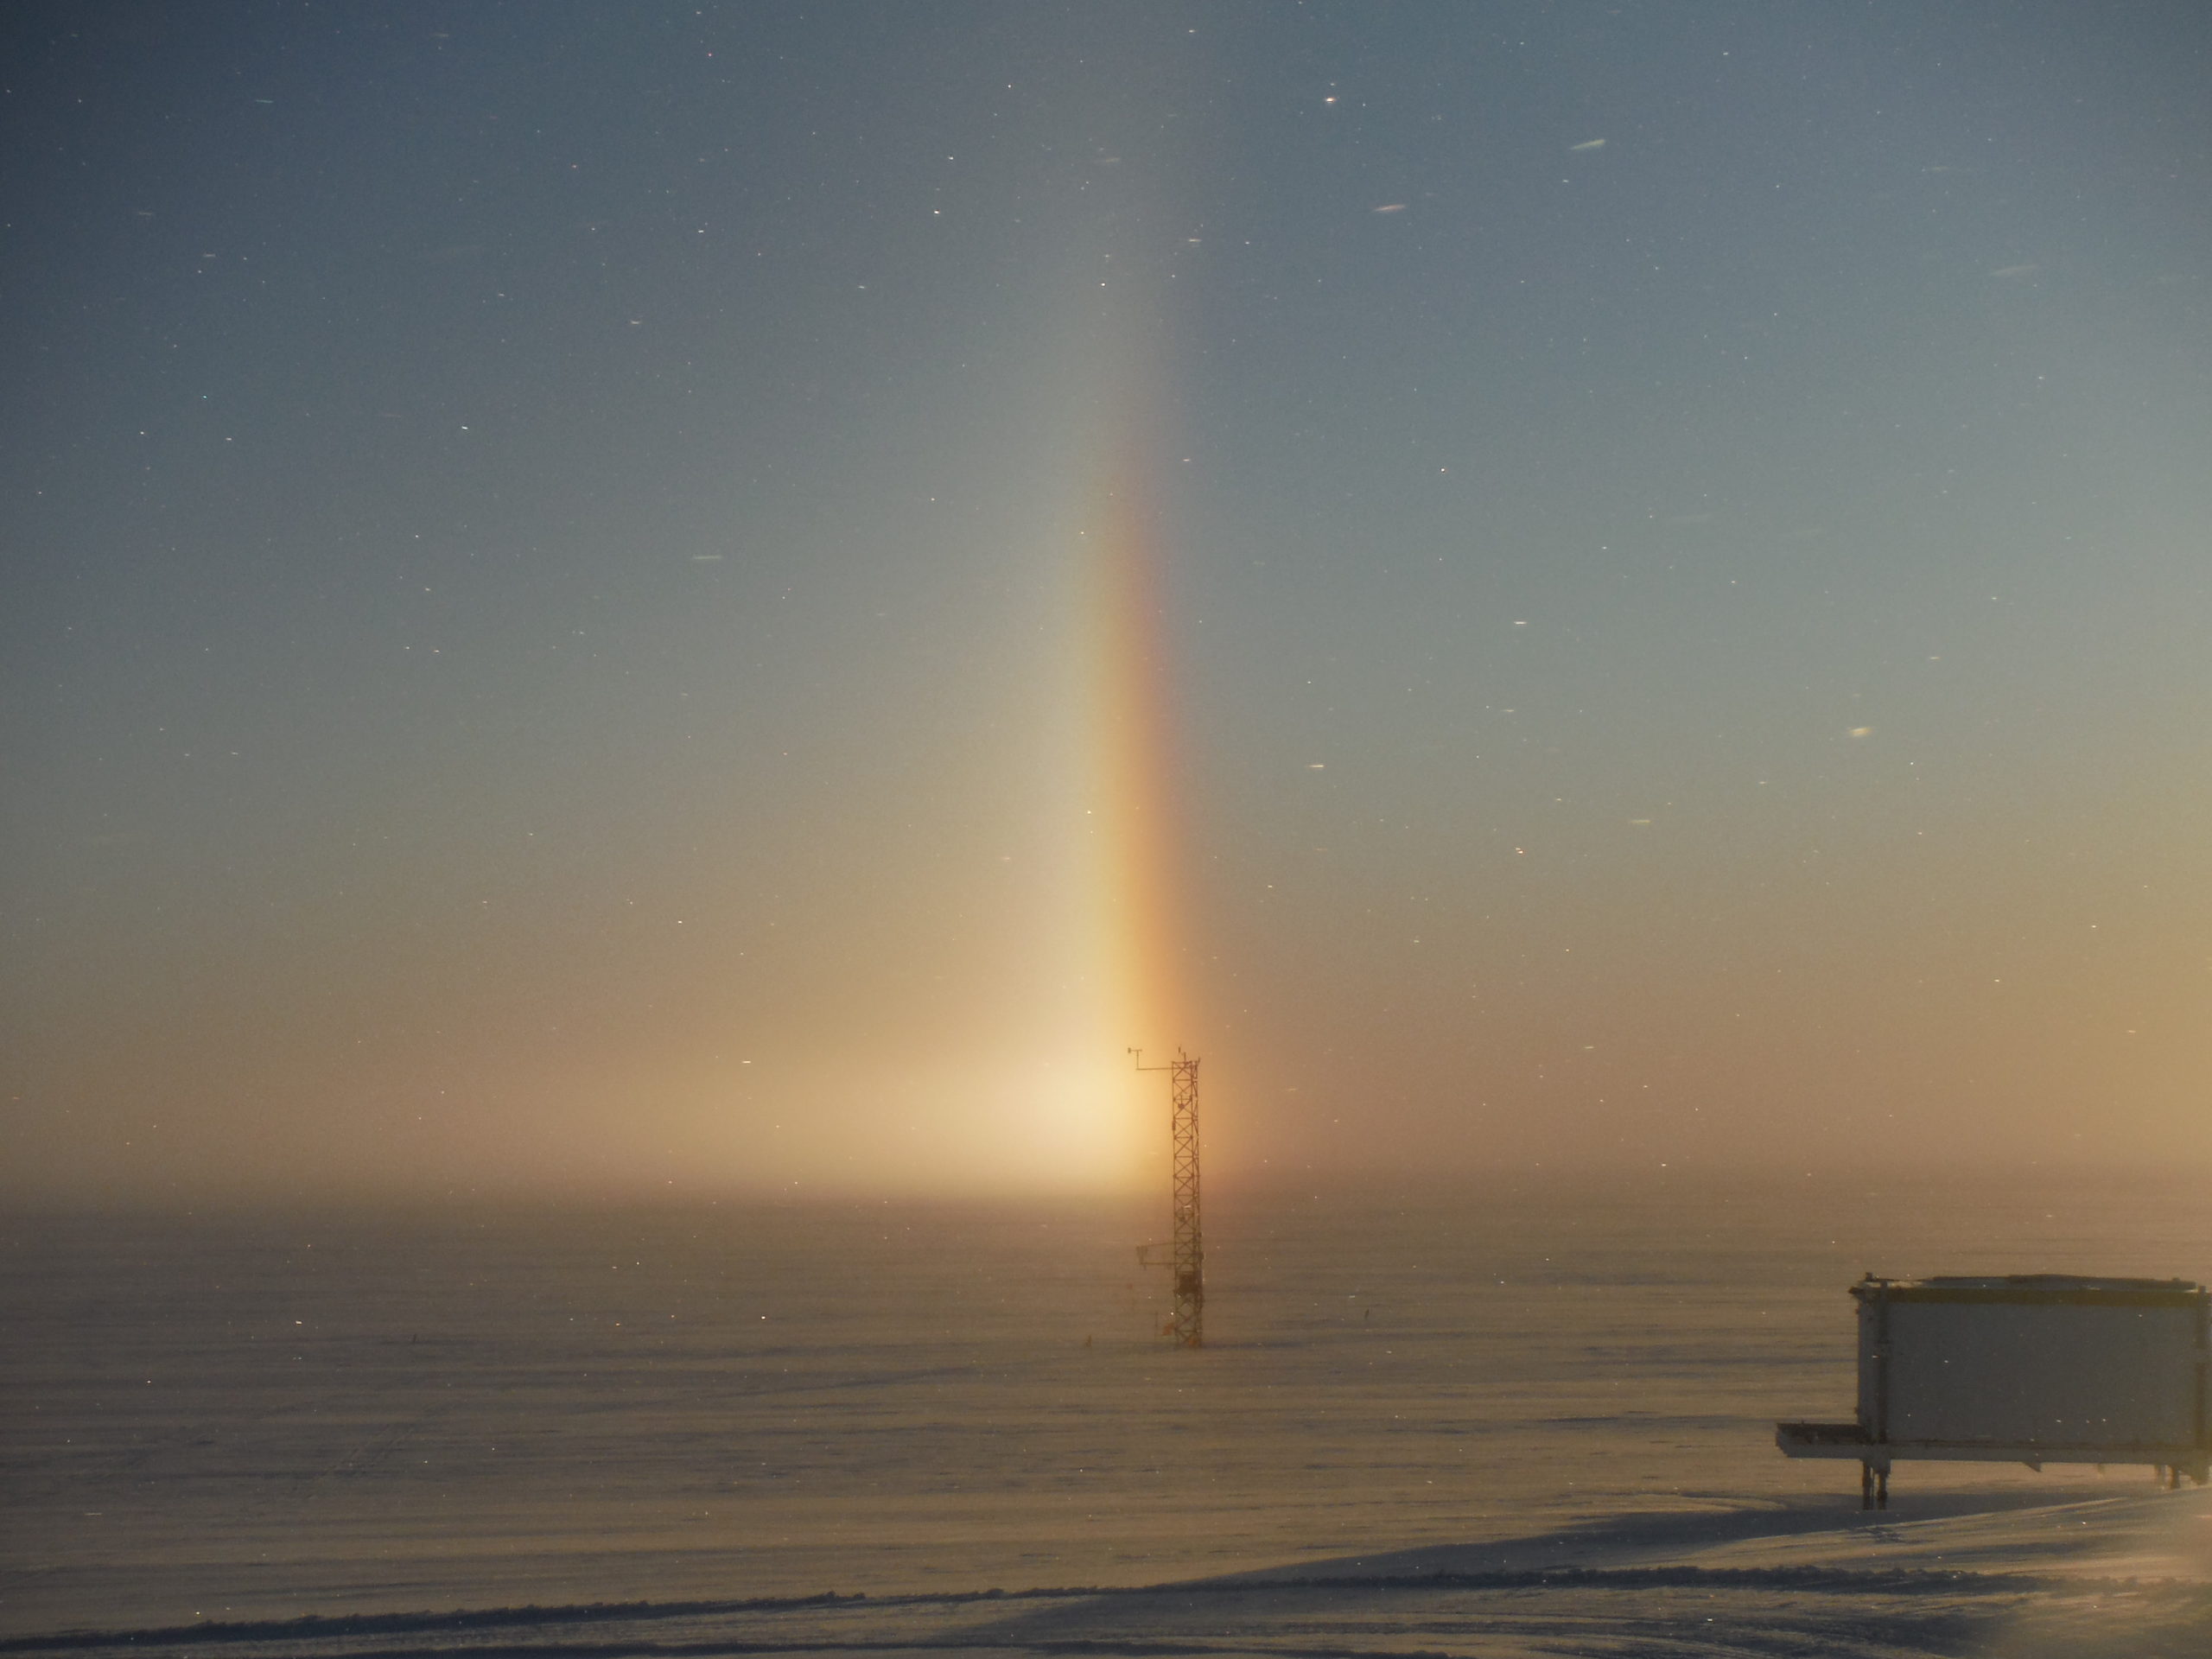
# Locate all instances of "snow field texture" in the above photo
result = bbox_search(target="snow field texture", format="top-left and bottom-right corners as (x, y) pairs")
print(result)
(4, 1172), (2208, 1653)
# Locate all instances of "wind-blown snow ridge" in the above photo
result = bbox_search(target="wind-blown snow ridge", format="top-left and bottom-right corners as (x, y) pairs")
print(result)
(8, 1567), (2204, 1654)
(11, 1494), (2209, 1656)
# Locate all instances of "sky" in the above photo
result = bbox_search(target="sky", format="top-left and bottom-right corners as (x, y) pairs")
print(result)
(5, 1), (2211, 1205)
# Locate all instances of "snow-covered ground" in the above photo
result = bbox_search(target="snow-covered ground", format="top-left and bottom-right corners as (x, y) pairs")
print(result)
(6, 1174), (2208, 1654)
(9, 1491), (2208, 1656)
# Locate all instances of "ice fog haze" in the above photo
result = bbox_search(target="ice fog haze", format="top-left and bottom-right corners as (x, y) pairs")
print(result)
(6, 2), (2211, 1205)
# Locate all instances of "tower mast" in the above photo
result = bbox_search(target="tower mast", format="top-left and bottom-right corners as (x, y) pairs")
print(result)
(1133, 1049), (1203, 1347)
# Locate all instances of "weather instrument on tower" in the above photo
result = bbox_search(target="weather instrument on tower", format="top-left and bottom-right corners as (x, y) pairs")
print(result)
(1131, 1048), (1204, 1348)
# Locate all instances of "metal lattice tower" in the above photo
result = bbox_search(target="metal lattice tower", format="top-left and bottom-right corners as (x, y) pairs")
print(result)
(1133, 1049), (1204, 1347)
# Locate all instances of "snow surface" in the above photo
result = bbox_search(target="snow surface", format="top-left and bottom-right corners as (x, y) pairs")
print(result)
(8, 1491), (2209, 1657)
(5, 1174), (2208, 1654)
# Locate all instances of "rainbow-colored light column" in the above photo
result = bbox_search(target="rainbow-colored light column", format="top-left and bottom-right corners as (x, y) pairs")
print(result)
(1044, 417), (1205, 1192)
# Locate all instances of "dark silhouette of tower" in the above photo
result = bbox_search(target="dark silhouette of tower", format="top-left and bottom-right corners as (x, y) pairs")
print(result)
(1133, 1049), (1203, 1347)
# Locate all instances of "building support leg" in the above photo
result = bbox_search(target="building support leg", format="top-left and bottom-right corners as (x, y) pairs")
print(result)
(1876, 1467), (1889, 1510)
(1860, 1463), (1872, 1510)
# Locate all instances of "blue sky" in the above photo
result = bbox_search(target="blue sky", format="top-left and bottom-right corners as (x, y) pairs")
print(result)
(6, 2), (2210, 1199)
